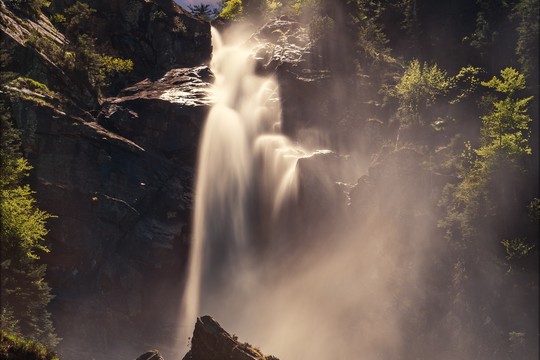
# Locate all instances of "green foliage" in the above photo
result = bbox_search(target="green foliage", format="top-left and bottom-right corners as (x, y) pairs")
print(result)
(479, 68), (532, 158)
(289, 0), (320, 16)
(8, 78), (57, 99)
(501, 238), (535, 260)
(63, 1), (96, 34)
(450, 66), (483, 104)
(394, 59), (452, 126)
(219, 0), (244, 20)
(7, 0), (50, 20)
(265, 0), (283, 13)
(466, 0), (509, 52)
(511, 0), (539, 80)
(172, 16), (187, 33)
(25, 31), (65, 66)
(0, 100), (58, 347)
(440, 68), (533, 245)
(99, 56), (134, 78)
(188, 3), (214, 20)
(72, 34), (133, 93)
(0, 330), (59, 360)
(527, 198), (540, 220)
(354, 1), (391, 65)
(49, 13), (66, 26)
(150, 10), (167, 22)
(481, 67), (528, 96)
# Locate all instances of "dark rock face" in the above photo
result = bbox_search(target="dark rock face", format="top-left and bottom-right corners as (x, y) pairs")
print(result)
(94, 0), (211, 75)
(2, 64), (213, 359)
(182, 316), (276, 360)
(2, 2), (214, 358)
(249, 17), (383, 151)
(296, 151), (349, 227)
(0, 3), (98, 108)
(98, 66), (213, 163)
(59, 0), (212, 76)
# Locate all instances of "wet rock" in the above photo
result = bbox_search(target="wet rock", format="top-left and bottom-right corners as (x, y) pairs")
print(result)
(294, 151), (349, 238)
(182, 316), (277, 360)
(2, 62), (212, 358)
(98, 66), (213, 162)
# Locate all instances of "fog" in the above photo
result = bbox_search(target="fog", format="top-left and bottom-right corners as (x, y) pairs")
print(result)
(178, 17), (538, 360)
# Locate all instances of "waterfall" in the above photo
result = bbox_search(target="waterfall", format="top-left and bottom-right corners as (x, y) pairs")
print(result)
(177, 25), (421, 360)
(178, 27), (304, 350)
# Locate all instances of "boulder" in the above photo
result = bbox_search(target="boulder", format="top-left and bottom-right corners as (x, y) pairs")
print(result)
(182, 316), (277, 360)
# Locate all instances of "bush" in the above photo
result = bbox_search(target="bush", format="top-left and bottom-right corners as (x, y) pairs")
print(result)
(0, 330), (59, 360)
(219, 0), (243, 20)
(7, 0), (50, 20)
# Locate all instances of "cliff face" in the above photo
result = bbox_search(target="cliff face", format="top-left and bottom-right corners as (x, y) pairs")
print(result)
(1, 6), (381, 359)
(1, 1), (212, 358)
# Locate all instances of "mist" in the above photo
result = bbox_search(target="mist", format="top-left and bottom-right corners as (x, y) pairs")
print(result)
(176, 16), (540, 359)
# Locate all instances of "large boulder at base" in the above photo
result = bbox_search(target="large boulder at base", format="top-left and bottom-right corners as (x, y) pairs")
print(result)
(182, 316), (278, 360)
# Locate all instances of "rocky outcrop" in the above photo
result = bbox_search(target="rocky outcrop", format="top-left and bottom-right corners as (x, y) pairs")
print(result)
(1, 2), (214, 358)
(53, 0), (212, 77)
(248, 17), (384, 151)
(2, 62), (213, 360)
(296, 151), (349, 230)
(182, 316), (277, 360)
(0, 2), (98, 108)
(98, 66), (213, 162)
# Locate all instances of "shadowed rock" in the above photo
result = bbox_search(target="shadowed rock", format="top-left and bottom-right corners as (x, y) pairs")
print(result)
(182, 316), (278, 360)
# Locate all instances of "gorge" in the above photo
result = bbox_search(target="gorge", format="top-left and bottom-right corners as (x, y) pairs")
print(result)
(1, 1), (538, 360)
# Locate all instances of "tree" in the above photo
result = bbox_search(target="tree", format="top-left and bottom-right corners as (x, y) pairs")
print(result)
(188, 3), (214, 20)
(394, 59), (452, 126)
(0, 99), (59, 347)
(218, 0), (244, 19)
(478, 67), (532, 159)
(511, 0), (539, 85)
(6, 0), (50, 20)
(441, 67), (533, 245)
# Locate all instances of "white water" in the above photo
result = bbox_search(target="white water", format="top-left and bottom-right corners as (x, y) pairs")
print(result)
(178, 27), (306, 350)
(178, 26), (421, 360)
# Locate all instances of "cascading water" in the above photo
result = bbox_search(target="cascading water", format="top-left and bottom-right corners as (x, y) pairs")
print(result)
(179, 25), (420, 360)
(178, 27), (305, 350)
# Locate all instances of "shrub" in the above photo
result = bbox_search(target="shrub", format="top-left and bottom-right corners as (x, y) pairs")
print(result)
(0, 330), (59, 360)
(219, 0), (243, 20)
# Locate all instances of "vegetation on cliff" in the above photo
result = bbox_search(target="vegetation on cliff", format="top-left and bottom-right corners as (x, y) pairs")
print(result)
(0, 330), (59, 360)
(0, 0), (538, 358)
(0, 99), (58, 347)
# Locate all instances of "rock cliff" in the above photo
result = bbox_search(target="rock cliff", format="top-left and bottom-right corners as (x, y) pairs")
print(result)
(1, 1), (213, 358)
